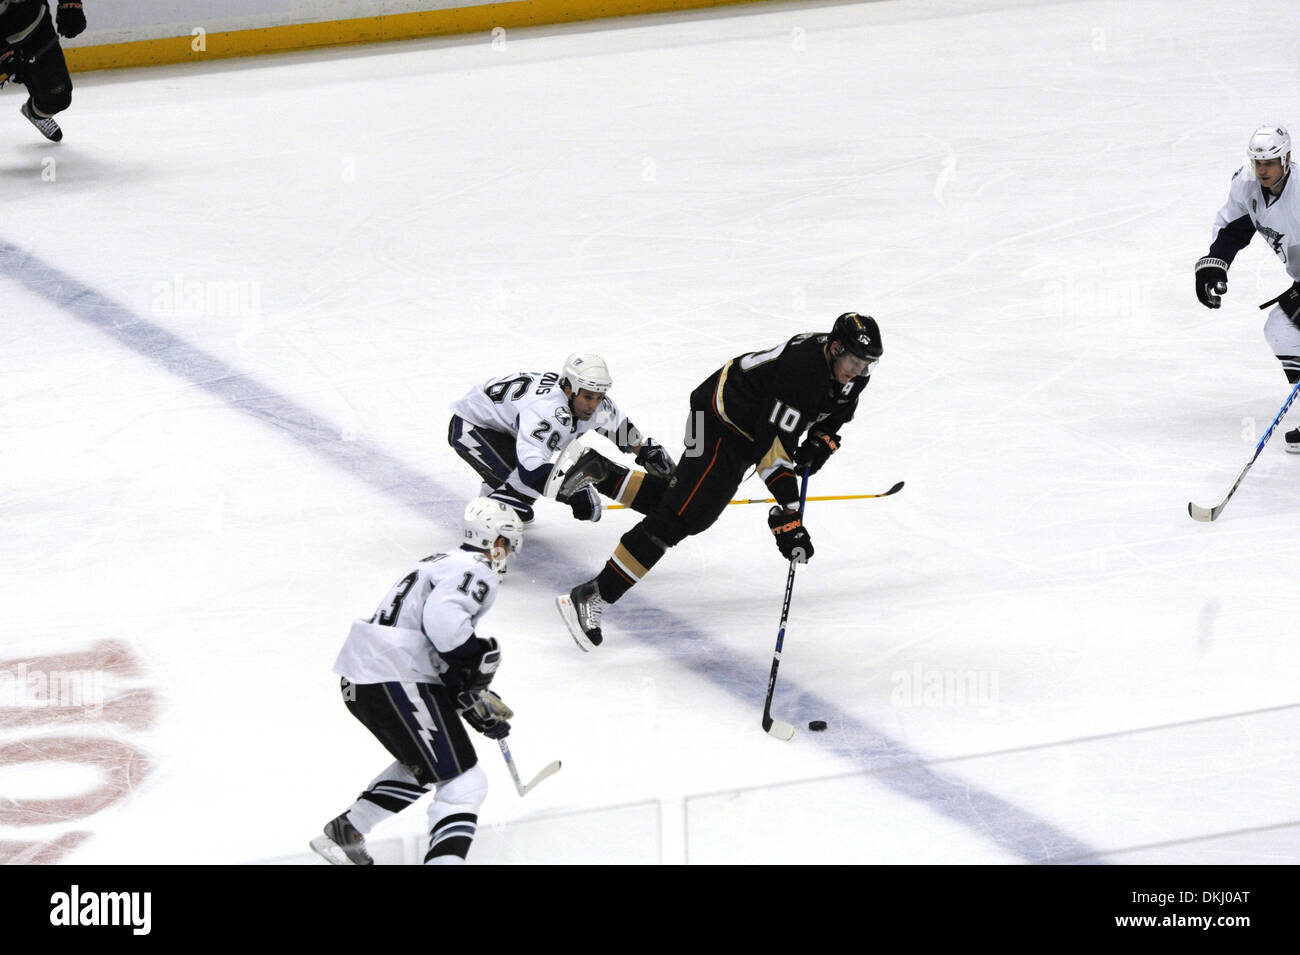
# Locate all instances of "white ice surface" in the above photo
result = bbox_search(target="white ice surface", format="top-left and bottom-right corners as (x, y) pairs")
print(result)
(2, 0), (1299, 864)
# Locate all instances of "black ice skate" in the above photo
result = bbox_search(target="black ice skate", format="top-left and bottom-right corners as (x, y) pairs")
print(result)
(1286, 427), (1300, 454)
(550, 446), (611, 502)
(556, 579), (604, 651)
(21, 98), (62, 142)
(309, 813), (374, 865)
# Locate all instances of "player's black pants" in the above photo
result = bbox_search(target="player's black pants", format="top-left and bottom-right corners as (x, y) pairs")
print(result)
(447, 416), (518, 489)
(595, 402), (758, 603)
(7, 11), (72, 115)
(341, 678), (477, 786)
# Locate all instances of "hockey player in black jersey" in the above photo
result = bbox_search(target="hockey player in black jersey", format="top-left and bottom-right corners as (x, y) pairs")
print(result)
(555, 312), (882, 650)
(1, 1), (85, 142)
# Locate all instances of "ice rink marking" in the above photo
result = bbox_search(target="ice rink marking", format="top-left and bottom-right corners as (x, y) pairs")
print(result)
(1, 239), (1103, 863)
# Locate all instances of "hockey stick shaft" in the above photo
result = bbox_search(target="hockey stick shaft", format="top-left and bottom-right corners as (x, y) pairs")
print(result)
(762, 467), (811, 740)
(727, 482), (903, 506)
(1189, 377), (1300, 521)
(498, 738), (562, 797)
(608, 481), (902, 510)
(1259, 289), (1291, 310)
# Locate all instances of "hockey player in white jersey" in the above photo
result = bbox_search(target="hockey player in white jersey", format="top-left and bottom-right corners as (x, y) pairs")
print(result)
(447, 352), (676, 523)
(310, 499), (522, 865)
(1197, 124), (1300, 449)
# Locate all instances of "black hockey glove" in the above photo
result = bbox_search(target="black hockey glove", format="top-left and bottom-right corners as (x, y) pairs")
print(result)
(1195, 256), (1229, 309)
(439, 636), (501, 697)
(56, 2), (87, 39)
(768, 506), (813, 564)
(635, 440), (677, 479)
(566, 483), (602, 522)
(1279, 282), (1300, 324)
(0, 48), (19, 87)
(457, 689), (512, 740)
(794, 432), (840, 475)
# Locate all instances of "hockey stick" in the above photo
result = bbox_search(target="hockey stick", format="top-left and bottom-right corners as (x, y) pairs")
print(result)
(761, 467), (811, 741)
(608, 481), (903, 510)
(498, 738), (561, 797)
(1188, 377), (1300, 522)
(726, 482), (903, 506)
(1259, 287), (1295, 310)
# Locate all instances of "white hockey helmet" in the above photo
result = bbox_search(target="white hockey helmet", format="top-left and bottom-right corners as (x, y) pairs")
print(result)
(1247, 125), (1291, 169)
(560, 353), (613, 394)
(462, 498), (523, 573)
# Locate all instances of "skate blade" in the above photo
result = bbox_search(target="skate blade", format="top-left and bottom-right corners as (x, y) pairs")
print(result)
(554, 594), (593, 652)
(309, 835), (353, 865)
(309, 834), (371, 865)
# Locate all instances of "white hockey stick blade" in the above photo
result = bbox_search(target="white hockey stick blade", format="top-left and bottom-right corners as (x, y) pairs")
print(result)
(517, 759), (562, 796)
(499, 738), (562, 796)
(1187, 501), (1221, 522)
(764, 718), (795, 741)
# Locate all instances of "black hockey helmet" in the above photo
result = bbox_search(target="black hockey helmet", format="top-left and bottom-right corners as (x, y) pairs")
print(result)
(830, 312), (883, 363)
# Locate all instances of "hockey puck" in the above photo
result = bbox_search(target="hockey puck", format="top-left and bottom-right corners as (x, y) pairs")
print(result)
(808, 720), (828, 731)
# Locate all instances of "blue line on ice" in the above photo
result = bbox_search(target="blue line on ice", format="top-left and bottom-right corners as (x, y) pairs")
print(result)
(0, 240), (1101, 863)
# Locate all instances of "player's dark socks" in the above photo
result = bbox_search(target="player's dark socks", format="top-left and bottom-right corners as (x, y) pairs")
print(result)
(596, 523), (668, 603)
